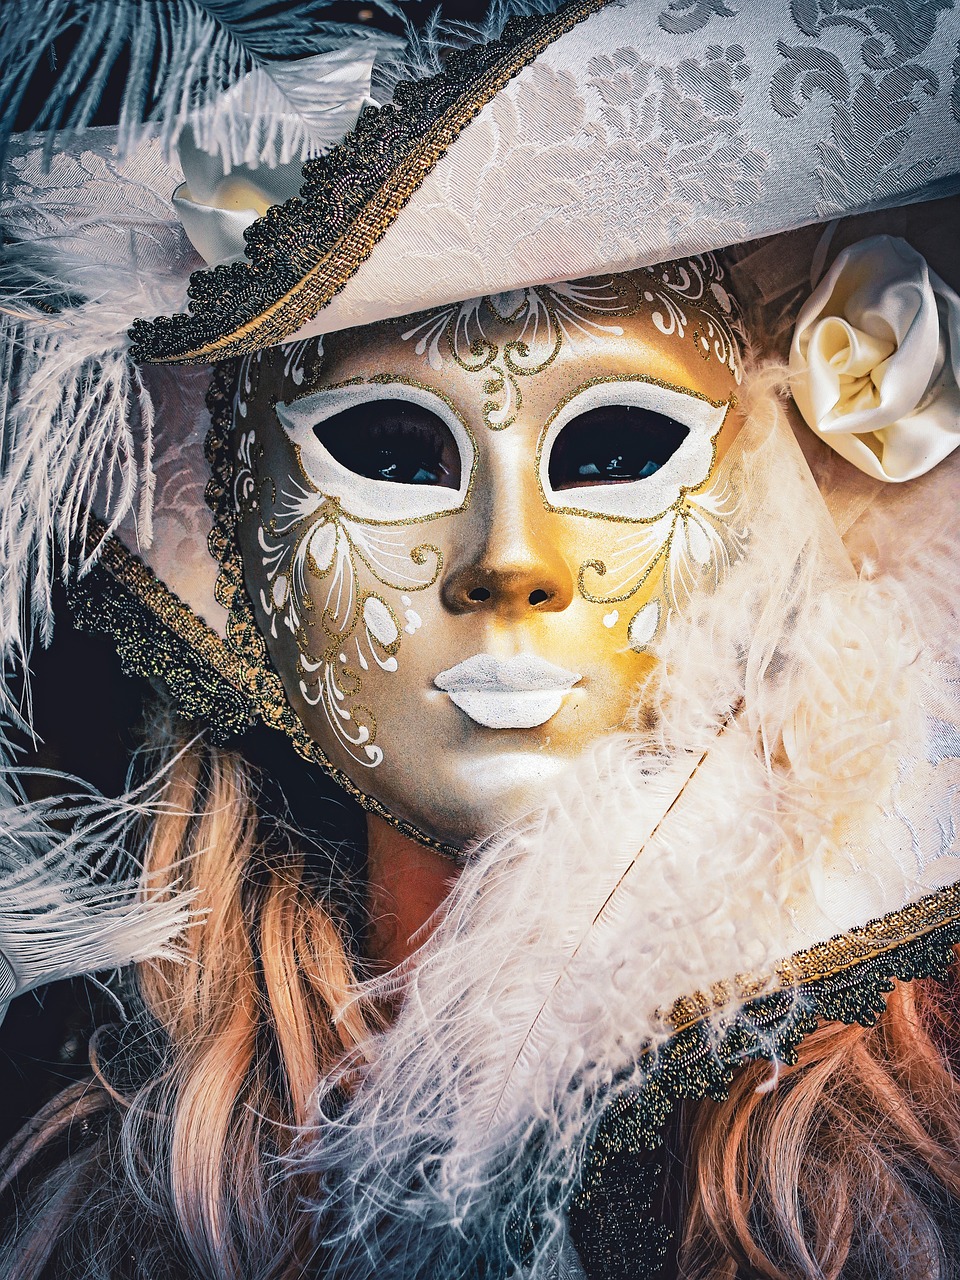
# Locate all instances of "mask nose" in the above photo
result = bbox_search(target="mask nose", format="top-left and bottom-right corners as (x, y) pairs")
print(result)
(443, 558), (574, 615)
(441, 467), (575, 618)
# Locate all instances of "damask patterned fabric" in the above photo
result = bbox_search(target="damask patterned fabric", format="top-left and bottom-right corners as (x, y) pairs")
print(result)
(280, 0), (960, 341)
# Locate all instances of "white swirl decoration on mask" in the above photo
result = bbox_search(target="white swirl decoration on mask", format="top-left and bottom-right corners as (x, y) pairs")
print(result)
(242, 387), (456, 770)
(398, 259), (744, 431)
(255, 478), (442, 769)
(790, 236), (960, 482)
(540, 378), (746, 653)
(400, 279), (629, 375)
(642, 254), (745, 386)
(399, 279), (630, 431)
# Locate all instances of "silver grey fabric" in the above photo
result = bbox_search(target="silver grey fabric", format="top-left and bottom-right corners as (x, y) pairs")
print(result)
(279, 0), (960, 341)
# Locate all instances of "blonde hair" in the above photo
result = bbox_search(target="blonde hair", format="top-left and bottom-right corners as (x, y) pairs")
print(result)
(1, 730), (375, 1279)
(3, 731), (960, 1279)
(680, 977), (960, 1278)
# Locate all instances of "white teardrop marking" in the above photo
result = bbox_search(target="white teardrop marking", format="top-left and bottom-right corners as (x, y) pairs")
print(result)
(685, 517), (713, 568)
(308, 521), (337, 573)
(602, 610), (619, 629)
(628, 600), (660, 651)
(363, 596), (399, 647)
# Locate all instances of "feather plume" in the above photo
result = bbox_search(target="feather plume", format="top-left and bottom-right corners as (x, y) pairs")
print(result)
(0, 0), (404, 173)
(0, 120), (199, 710)
(0, 265), (190, 710)
(373, 0), (573, 85)
(0, 730), (194, 1025)
(293, 372), (960, 1278)
(0, 0), (586, 178)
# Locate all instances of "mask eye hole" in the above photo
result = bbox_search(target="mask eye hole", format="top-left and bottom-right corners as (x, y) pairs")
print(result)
(548, 405), (690, 490)
(314, 401), (462, 488)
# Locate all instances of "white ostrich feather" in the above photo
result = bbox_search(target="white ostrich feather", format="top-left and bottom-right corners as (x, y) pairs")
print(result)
(0, 265), (190, 702)
(295, 374), (960, 1278)
(374, 0), (575, 89)
(0, 1), (404, 173)
(0, 734), (194, 1025)
(1, 0), (583, 181)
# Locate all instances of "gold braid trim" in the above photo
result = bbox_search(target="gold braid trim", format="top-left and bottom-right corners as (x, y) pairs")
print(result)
(130, 0), (613, 365)
(84, 522), (247, 692)
(666, 879), (960, 1034)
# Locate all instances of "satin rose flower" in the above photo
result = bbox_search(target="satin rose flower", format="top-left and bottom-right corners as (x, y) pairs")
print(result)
(790, 235), (960, 482)
(174, 46), (379, 268)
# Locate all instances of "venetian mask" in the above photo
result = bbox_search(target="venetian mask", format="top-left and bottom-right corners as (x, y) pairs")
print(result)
(233, 260), (745, 850)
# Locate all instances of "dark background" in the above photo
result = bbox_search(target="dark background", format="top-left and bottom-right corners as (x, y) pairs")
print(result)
(1, 0), (489, 1149)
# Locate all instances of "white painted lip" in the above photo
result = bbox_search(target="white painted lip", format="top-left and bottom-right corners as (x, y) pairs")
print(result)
(434, 654), (581, 729)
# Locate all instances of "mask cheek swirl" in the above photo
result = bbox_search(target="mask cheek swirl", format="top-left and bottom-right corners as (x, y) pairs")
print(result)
(238, 382), (476, 781)
(539, 378), (740, 654)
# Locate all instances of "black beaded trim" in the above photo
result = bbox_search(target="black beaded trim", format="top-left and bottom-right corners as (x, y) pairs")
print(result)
(570, 897), (960, 1279)
(68, 545), (257, 744)
(69, 558), (257, 747)
(571, 1101), (671, 1280)
(129, 0), (613, 365)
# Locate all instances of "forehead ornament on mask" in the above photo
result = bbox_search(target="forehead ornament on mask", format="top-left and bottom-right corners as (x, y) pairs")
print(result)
(397, 261), (744, 431)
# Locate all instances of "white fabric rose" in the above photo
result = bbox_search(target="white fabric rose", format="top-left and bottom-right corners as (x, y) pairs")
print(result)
(174, 46), (379, 268)
(790, 235), (960, 482)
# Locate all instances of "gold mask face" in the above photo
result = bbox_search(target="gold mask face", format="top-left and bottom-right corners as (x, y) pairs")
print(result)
(235, 262), (745, 849)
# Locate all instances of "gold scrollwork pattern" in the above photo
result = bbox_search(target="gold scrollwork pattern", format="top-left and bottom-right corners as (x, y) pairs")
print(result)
(204, 359), (467, 861)
(398, 279), (633, 429)
(255, 469), (442, 769)
(580, 471), (747, 652)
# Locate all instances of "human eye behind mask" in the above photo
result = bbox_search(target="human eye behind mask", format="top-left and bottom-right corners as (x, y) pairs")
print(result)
(313, 401), (462, 489)
(548, 404), (690, 489)
(538, 379), (729, 522)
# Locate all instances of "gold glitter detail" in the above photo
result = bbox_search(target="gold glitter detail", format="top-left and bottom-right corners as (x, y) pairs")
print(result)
(83, 518), (248, 692)
(278, 373), (480, 527)
(207, 361), (466, 863)
(638, 260), (745, 379)
(257, 487), (439, 674)
(535, 375), (732, 522)
(664, 881), (960, 1035)
(67, 520), (257, 742)
(397, 284), (640, 431)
